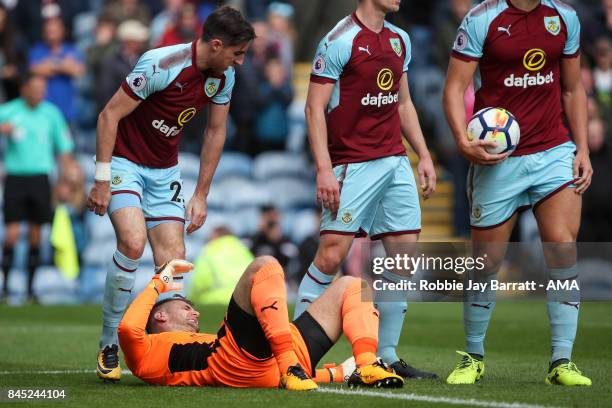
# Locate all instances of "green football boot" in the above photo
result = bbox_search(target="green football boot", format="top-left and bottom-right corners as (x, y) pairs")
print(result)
(446, 351), (485, 385)
(546, 361), (592, 386)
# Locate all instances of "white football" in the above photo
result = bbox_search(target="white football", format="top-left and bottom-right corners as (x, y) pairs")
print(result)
(467, 107), (520, 154)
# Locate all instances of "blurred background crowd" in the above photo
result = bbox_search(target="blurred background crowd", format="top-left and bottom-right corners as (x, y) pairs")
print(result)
(0, 0), (610, 305)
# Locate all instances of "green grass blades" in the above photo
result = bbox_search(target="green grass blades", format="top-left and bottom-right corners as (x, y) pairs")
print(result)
(0, 302), (610, 407)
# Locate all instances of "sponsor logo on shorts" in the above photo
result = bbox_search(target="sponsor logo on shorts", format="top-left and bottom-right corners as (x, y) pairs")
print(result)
(341, 210), (353, 224)
(112, 176), (122, 185)
(504, 49), (553, 89)
(390, 38), (402, 57)
(544, 16), (560, 36)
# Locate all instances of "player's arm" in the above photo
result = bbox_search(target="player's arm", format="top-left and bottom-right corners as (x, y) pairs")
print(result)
(87, 88), (141, 216)
(398, 73), (436, 199)
(561, 55), (592, 194)
(186, 103), (229, 234)
(305, 82), (339, 212)
(118, 260), (192, 371)
(443, 57), (508, 165)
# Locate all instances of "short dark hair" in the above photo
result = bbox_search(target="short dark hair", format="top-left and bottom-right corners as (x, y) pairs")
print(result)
(201, 6), (255, 46)
(19, 71), (45, 88)
(146, 295), (193, 334)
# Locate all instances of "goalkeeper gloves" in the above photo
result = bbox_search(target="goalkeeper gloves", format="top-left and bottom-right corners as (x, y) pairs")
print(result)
(152, 259), (193, 293)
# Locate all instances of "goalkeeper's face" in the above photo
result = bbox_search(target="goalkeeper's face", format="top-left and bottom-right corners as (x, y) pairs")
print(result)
(164, 300), (200, 333)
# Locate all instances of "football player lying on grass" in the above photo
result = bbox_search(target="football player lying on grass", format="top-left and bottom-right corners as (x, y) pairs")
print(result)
(118, 257), (403, 390)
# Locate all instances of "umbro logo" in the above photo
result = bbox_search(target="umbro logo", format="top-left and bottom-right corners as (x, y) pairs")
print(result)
(497, 24), (511, 36)
(358, 45), (371, 56)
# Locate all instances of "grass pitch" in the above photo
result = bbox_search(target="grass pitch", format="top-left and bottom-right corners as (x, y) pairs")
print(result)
(1, 302), (610, 407)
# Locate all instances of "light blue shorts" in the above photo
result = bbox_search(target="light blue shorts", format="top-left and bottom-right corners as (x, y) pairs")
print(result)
(320, 155), (421, 239)
(108, 156), (185, 229)
(468, 141), (576, 229)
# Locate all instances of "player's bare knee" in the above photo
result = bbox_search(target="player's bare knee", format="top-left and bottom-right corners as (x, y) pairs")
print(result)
(118, 236), (146, 259)
(247, 256), (279, 275)
(315, 248), (344, 275)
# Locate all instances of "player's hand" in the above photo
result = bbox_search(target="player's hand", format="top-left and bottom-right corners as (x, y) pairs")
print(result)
(458, 139), (509, 165)
(316, 168), (340, 212)
(573, 149), (593, 195)
(87, 180), (111, 216)
(153, 259), (193, 293)
(417, 155), (437, 200)
(186, 195), (207, 235)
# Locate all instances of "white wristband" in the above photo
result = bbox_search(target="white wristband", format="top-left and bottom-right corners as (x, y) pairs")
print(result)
(95, 161), (111, 182)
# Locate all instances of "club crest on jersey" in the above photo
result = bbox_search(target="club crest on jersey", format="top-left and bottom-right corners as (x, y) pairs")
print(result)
(112, 176), (121, 185)
(204, 78), (221, 98)
(390, 38), (402, 57)
(544, 16), (560, 36)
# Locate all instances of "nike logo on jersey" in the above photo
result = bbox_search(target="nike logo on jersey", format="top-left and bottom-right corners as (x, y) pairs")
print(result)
(358, 45), (371, 55)
(497, 25), (511, 36)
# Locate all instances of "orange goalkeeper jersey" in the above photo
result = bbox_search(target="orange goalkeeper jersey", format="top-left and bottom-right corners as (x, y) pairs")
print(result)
(118, 281), (311, 387)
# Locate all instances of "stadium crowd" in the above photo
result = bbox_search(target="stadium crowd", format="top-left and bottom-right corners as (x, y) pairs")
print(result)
(0, 0), (610, 304)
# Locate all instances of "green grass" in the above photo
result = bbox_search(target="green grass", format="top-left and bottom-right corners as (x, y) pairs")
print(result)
(0, 302), (610, 407)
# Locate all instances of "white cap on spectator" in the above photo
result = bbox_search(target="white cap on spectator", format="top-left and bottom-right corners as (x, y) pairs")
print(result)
(117, 20), (150, 42)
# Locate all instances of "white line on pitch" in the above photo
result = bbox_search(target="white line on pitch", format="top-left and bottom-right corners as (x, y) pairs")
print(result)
(0, 369), (133, 375)
(317, 388), (563, 408)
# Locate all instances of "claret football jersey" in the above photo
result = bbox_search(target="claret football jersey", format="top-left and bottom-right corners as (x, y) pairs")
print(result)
(310, 13), (411, 166)
(452, 0), (580, 156)
(116, 41), (235, 168)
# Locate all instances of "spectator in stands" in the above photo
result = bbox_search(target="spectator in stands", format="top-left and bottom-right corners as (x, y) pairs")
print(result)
(592, 36), (611, 120)
(432, 0), (472, 69)
(149, 0), (185, 47)
(13, 0), (87, 45)
(97, 20), (149, 112)
(103, 0), (151, 26)
(249, 206), (298, 275)
(29, 17), (85, 125)
(229, 21), (270, 153)
(254, 57), (293, 153)
(157, 2), (201, 47)
(0, 73), (74, 303)
(579, 117), (612, 242)
(86, 14), (119, 97)
(582, 0), (612, 60)
(53, 159), (88, 267)
(0, 4), (26, 102)
(189, 226), (254, 304)
(267, 2), (295, 77)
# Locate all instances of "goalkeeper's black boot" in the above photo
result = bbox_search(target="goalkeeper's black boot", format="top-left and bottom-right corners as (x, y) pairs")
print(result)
(97, 344), (121, 382)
